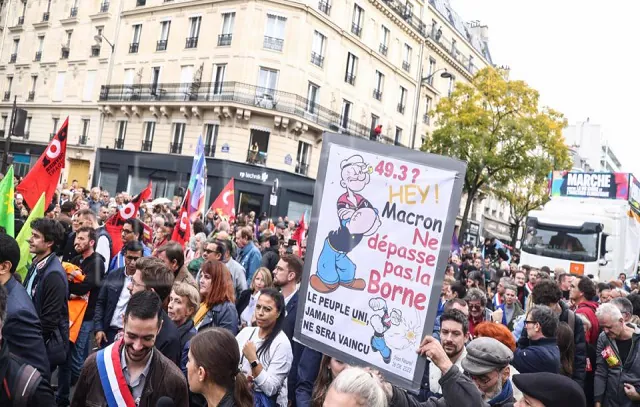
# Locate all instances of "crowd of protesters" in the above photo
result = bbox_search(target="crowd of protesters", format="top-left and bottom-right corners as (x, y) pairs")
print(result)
(0, 181), (638, 406)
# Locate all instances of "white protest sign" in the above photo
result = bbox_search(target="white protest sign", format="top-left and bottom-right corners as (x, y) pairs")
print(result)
(295, 133), (466, 390)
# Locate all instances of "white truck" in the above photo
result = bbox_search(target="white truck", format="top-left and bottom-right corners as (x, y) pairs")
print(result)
(520, 171), (640, 281)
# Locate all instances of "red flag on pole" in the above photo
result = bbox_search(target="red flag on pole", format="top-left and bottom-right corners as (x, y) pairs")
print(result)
(209, 178), (235, 220)
(292, 210), (307, 255)
(16, 117), (69, 209)
(104, 182), (152, 256)
(172, 191), (191, 246)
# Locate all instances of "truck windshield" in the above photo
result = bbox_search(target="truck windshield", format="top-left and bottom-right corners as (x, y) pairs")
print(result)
(522, 226), (598, 262)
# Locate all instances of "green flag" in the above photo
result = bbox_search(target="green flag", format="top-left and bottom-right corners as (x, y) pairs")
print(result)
(16, 192), (46, 280)
(0, 166), (14, 237)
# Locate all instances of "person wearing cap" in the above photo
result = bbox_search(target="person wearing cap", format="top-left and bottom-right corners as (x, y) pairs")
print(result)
(275, 222), (287, 243)
(512, 372), (586, 407)
(260, 234), (280, 273)
(310, 154), (381, 294)
(594, 303), (640, 407)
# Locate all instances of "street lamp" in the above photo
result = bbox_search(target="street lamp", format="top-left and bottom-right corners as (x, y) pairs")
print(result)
(93, 34), (115, 51)
(410, 69), (453, 150)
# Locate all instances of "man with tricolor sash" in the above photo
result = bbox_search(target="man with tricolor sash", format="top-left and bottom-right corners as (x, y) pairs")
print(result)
(72, 290), (188, 407)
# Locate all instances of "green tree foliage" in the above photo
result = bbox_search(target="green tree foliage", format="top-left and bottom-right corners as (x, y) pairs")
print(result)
(421, 67), (571, 241)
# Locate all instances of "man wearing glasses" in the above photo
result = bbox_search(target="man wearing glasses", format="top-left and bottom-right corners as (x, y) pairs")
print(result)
(513, 305), (561, 375)
(93, 240), (144, 348)
(109, 218), (151, 272)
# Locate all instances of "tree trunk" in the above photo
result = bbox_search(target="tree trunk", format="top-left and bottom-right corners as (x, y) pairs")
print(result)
(510, 218), (521, 249)
(459, 186), (478, 245)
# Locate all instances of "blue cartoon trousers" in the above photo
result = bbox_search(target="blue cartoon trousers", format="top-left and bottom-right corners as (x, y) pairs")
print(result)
(316, 238), (356, 285)
(371, 335), (392, 363)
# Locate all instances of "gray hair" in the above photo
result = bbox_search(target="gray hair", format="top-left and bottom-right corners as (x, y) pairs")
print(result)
(218, 221), (230, 232)
(611, 297), (633, 318)
(189, 232), (207, 251)
(596, 302), (623, 321)
(330, 367), (387, 407)
(465, 287), (487, 307)
(500, 277), (514, 286)
(504, 284), (517, 293)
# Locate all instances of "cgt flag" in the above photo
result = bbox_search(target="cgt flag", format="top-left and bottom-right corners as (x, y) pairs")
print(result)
(209, 178), (235, 220)
(171, 191), (191, 246)
(105, 182), (152, 256)
(16, 117), (68, 210)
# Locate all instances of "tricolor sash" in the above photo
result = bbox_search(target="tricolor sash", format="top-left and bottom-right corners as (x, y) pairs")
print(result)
(492, 293), (503, 308)
(96, 339), (136, 407)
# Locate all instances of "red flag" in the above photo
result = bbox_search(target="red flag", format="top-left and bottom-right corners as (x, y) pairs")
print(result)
(209, 178), (235, 219)
(141, 221), (154, 247)
(16, 117), (68, 209)
(171, 191), (191, 246)
(104, 182), (152, 256)
(292, 210), (307, 254)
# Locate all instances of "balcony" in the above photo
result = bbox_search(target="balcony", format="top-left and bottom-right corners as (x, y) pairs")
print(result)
(427, 26), (477, 75)
(9, 54), (16, 63)
(34, 51), (42, 61)
(379, 44), (388, 56)
(91, 45), (100, 57)
(423, 114), (430, 125)
(345, 73), (356, 85)
(310, 52), (324, 67)
(27, 91), (34, 101)
(42, 12), (50, 22)
(61, 48), (70, 59)
(70, 7), (78, 17)
(373, 89), (382, 101)
(114, 139), (124, 149)
(263, 36), (283, 51)
(246, 149), (267, 166)
(217, 34), (232, 46)
(185, 37), (198, 49)
(98, 81), (397, 145)
(170, 142), (182, 154)
(3, 92), (10, 102)
(100, 2), (110, 12)
(17, 16), (24, 25)
(129, 42), (139, 53)
(397, 103), (405, 114)
(379, 0), (425, 36)
(318, 0), (331, 15)
(295, 162), (309, 176)
(402, 61), (410, 72)
(141, 140), (153, 152)
(203, 144), (216, 157)
(156, 40), (167, 51)
(79, 135), (88, 145)
(136, 0), (146, 6)
(351, 22), (362, 37)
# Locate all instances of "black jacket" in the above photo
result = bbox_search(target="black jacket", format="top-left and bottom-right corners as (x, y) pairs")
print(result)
(284, 291), (305, 406)
(2, 277), (50, 381)
(157, 310), (182, 366)
(93, 267), (128, 333)
(236, 288), (253, 318)
(70, 252), (106, 321)
(0, 338), (55, 406)
(261, 247), (279, 272)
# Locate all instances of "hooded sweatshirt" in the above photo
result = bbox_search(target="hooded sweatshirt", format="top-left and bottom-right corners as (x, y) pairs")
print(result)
(576, 300), (600, 345)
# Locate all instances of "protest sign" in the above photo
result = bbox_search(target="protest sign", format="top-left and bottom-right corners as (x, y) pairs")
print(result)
(294, 133), (465, 390)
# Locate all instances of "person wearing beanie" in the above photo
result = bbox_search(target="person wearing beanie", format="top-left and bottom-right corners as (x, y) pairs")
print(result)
(512, 372), (586, 407)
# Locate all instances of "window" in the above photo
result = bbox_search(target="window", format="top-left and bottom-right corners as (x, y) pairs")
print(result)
(51, 117), (59, 139)
(257, 67), (278, 98)
(211, 64), (226, 96)
(115, 121), (127, 149)
(219, 12), (235, 46)
(80, 119), (89, 145)
(151, 67), (161, 94)
(340, 99), (352, 128)
(403, 44), (412, 72)
(423, 96), (432, 124)
(264, 14), (286, 51)
(157, 21), (170, 51)
(54, 72), (65, 101)
(296, 141), (311, 176)
(171, 123), (185, 153)
(2, 116), (7, 136)
(451, 39), (457, 54)
(311, 31), (325, 67)
(370, 114), (379, 132)
(66, 30), (73, 47)
(179, 65), (194, 96)
(345, 52), (357, 85)
(351, 4), (363, 36)
(373, 71), (384, 101)
(24, 117), (31, 138)
(186, 16), (201, 48)
(204, 124), (218, 156)
(83, 70), (96, 102)
(30, 76), (37, 92)
(247, 129), (270, 165)
(142, 121), (155, 151)
(306, 82), (319, 114)
(318, 0), (331, 15)
(398, 86), (407, 114)
(394, 127), (403, 145)
(12, 39), (19, 54)
(379, 25), (389, 55)
(37, 36), (44, 60)
(132, 24), (142, 43)
(427, 58), (436, 85)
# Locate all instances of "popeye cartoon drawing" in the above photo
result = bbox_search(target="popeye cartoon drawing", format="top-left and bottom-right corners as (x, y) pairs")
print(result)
(369, 297), (402, 364)
(310, 154), (381, 294)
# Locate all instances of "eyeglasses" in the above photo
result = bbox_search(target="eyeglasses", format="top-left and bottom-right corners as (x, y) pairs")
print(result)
(125, 256), (141, 262)
(469, 304), (482, 310)
(122, 229), (133, 235)
(524, 320), (538, 325)
(204, 249), (215, 254)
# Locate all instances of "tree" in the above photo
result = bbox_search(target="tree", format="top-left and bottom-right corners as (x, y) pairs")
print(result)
(421, 67), (571, 242)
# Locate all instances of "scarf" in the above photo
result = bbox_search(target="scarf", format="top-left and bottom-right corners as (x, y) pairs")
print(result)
(193, 303), (210, 327)
(489, 378), (512, 406)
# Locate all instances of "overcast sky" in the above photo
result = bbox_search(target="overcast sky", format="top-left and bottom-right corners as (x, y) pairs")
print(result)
(450, 0), (640, 175)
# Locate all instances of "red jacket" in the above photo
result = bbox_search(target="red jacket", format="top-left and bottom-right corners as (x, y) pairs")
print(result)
(575, 301), (599, 345)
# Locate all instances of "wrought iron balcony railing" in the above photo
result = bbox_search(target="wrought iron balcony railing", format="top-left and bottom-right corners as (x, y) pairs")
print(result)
(217, 34), (232, 46)
(263, 36), (284, 51)
(34, 51), (42, 61)
(114, 138), (124, 149)
(185, 37), (198, 48)
(141, 140), (153, 151)
(156, 40), (167, 51)
(100, 2), (110, 12)
(27, 91), (34, 101)
(170, 142), (183, 154)
(318, 0), (331, 15)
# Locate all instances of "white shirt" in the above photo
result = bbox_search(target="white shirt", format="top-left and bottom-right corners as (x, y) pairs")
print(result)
(236, 327), (293, 407)
(96, 235), (111, 272)
(110, 271), (133, 329)
(284, 285), (300, 309)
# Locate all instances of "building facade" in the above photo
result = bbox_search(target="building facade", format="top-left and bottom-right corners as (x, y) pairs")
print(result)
(563, 120), (623, 173)
(0, 0), (494, 219)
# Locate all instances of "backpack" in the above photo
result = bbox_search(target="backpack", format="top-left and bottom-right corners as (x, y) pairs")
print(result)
(3, 363), (42, 407)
